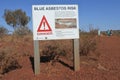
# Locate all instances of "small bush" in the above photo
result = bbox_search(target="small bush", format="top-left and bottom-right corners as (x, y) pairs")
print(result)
(40, 40), (67, 65)
(89, 28), (98, 36)
(112, 30), (120, 36)
(80, 31), (97, 56)
(0, 26), (8, 39)
(13, 26), (32, 36)
(0, 49), (21, 74)
(42, 45), (66, 61)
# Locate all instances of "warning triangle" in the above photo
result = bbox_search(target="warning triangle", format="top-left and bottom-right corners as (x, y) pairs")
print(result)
(37, 15), (52, 32)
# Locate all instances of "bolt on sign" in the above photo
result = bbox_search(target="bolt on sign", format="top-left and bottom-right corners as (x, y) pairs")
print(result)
(32, 5), (79, 40)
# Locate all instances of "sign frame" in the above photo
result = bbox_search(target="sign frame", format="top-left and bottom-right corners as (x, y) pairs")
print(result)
(32, 5), (79, 40)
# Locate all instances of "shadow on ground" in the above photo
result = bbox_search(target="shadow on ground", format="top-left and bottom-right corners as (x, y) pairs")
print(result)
(29, 56), (73, 73)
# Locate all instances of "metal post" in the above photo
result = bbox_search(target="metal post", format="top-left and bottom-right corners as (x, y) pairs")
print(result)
(73, 39), (80, 71)
(34, 40), (40, 75)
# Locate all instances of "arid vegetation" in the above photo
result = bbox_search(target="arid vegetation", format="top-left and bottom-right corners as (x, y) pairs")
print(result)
(0, 27), (120, 80)
(0, 26), (8, 39)
(0, 27), (99, 75)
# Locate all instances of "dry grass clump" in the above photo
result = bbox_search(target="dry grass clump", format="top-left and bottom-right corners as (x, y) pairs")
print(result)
(80, 29), (97, 56)
(0, 26), (8, 40)
(40, 40), (70, 65)
(0, 48), (21, 74)
(0, 35), (33, 75)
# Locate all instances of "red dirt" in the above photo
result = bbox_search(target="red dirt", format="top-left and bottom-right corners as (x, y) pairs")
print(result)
(1, 36), (120, 80)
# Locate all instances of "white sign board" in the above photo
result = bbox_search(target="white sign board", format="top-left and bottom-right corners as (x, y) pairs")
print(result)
(32, 5), (79, 40)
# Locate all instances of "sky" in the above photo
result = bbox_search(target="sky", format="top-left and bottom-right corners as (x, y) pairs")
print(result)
(0, 0), (120, 32)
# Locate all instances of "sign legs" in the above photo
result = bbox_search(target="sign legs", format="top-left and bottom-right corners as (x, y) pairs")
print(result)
(34, 40), (40, 75)
(33, 39), (80, 75)
(73, 39), (80, 71)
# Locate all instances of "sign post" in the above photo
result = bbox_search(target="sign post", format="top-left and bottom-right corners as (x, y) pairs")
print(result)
(32, 5), (80, 75)
(73, 39), (80, 71)
(34, 40), (40, 75)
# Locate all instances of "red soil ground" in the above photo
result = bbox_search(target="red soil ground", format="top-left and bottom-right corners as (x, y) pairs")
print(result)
(1, 36), (120, 80)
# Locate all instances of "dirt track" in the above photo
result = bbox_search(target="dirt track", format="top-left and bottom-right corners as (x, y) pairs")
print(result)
(1, 36), (120, 80)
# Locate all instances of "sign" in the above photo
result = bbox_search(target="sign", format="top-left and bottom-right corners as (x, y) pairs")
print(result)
(32, 5), (80, 75)
(32, 5), (79, 40)
(37, 15), (52, 32)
